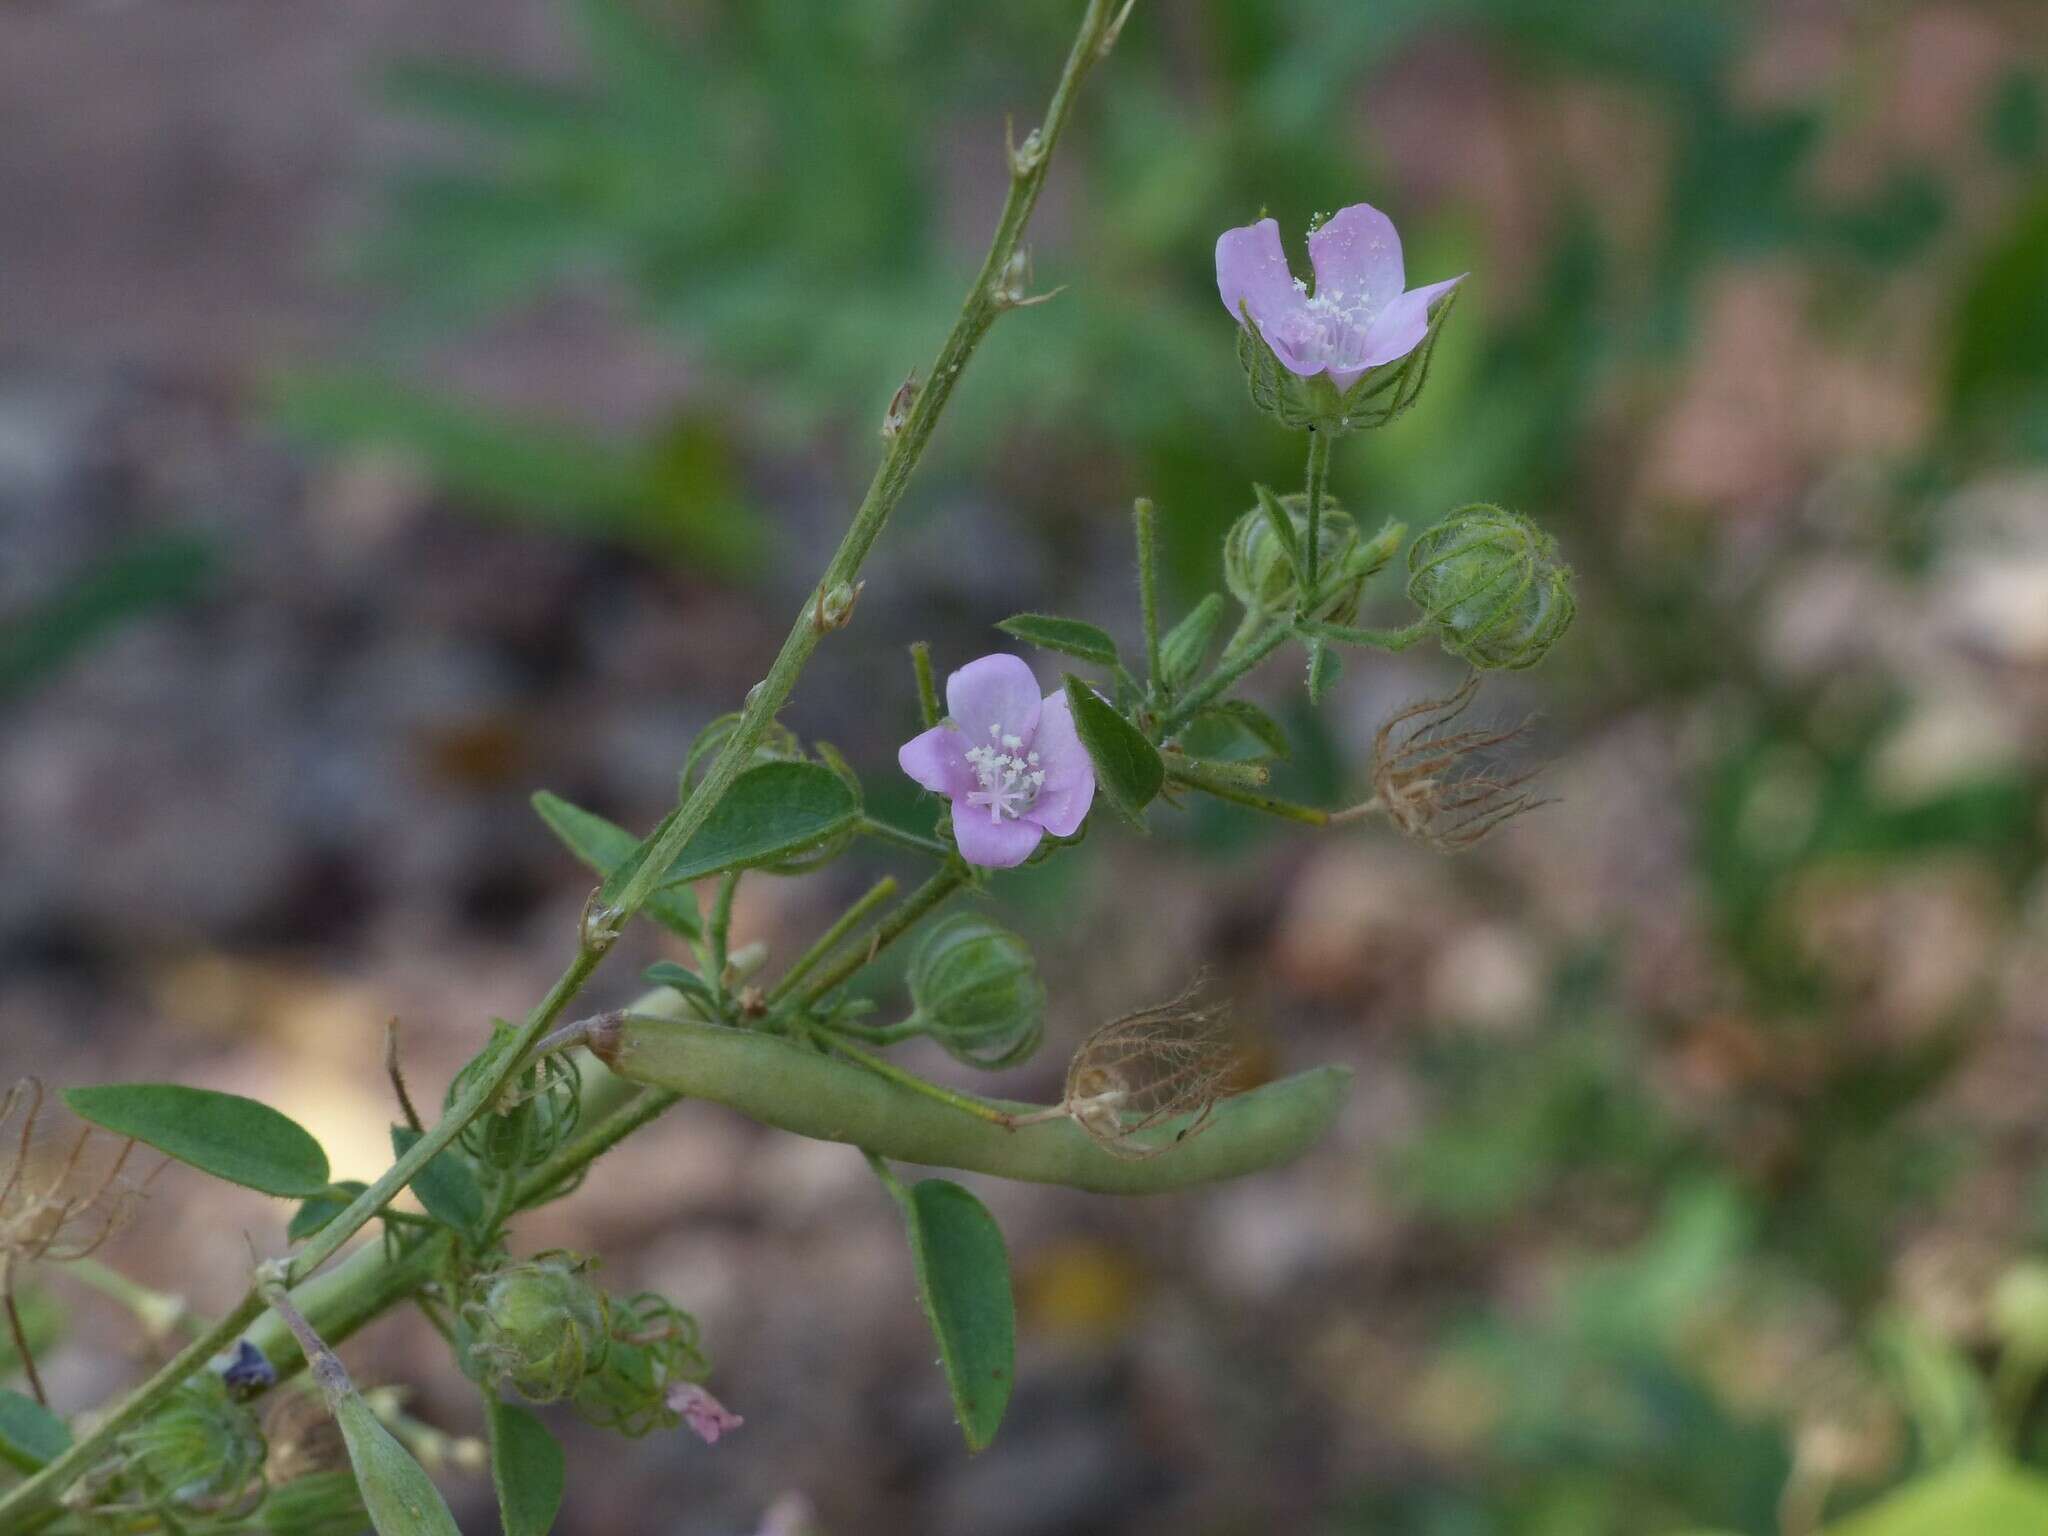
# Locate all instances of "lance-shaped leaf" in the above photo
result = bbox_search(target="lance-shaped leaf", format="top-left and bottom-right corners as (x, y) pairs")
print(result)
(531, 791), (701, 938)
(1062, 676), (1163, 828)
(598, 760), (859, 903)
(487, 1398), (565, 1536)
(881, 1173), (1016, 1454)
(996, 614), (1119, 669)
(65, 1084), (330, 1198)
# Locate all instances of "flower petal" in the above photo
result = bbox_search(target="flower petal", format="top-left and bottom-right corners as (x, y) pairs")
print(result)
(1216, 217), (1308, 333)
(897, 724), (973, 800)
(1024, 690), (1094, 838)
(1353, 273), (1466, 371)
(1306, 203), (1406, 319)
(951, 803), (1045, 869)
(946, 653), (1042, 746)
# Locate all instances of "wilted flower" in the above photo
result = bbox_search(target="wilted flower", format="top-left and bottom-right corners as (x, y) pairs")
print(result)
(1217, 203), (1464, 393)
(665, 1381), (744, 1445)
(1, 1077), (152, 1266)
(1363, 677), (1545, 852)
(898, 653), (1095, 868)
(1059, 988), (1241, 1159)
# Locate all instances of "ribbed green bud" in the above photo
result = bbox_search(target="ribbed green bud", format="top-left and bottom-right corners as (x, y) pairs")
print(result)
(451, 1021), (582, 1169)
(1223, 495), (1364, 623)
(572, 1292), (710, 1438)
(460, 1253), (610, 1403)
(906, 913), (1046, 1070)
(1405, 504), (1575, 670)
(107, 1374), (267, 1517)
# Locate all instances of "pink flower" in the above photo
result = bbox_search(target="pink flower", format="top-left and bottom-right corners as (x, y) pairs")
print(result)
(897, 653), (1096, 869)
(666, 1382), (744, 1444)
(1216, 203), (1464, 393)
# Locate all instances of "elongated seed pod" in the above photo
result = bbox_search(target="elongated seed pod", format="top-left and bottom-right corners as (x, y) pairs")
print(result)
(590, 1016), (1348, 1196)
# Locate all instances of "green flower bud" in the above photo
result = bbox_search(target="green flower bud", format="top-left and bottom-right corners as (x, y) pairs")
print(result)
(1405, 504), (1574, 670)
(1158, 593), (1227, 693)
(106, 1374), (267, 1517)
(906, 913), (1046, 1070)
(1223, 495), (1363, 622)
(460, 1252), (610, 1403)
(572, 1292), (711, 1438)
(253, 1470), (371, 1536)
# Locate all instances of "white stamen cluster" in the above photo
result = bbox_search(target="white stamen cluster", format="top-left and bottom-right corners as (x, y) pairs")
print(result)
(963, 723), (1044, 824)
(1269, 283), (1377, 373)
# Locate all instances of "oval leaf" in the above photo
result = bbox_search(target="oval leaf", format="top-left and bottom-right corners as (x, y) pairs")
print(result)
(390, 1126), (487, 1242)
(890, 1178), (1015, 1453)
(1193, 699), (1291, 760)
(487, 1398), (565, 1536)
(289, 1180), (370, 1243)
(995, 614), (1119, 668)
(1061, 676), (1163, 828)
(336, 1393), (463, 1536)
(0, 1389), (70, 1473)
(531, 791), (701, 939)
(600, 760), (859, 901)
(65, 1084), (329, 1197)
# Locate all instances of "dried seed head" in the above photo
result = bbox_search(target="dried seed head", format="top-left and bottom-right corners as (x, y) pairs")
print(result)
(1366, 676), (1547, 852)
(1062, 987), (1242, 1160)
(0, 1077), (154, 1265)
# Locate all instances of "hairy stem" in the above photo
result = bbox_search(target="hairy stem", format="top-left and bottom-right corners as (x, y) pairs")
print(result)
(766, 876), (898, 1004)
(1134, 497), (1163, 693)
(1155, 623), (1290, 738)
(798, 867), (969, 1005)
(1301, 426), (1331, 599)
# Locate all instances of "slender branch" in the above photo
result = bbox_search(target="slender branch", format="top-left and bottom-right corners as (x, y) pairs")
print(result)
(1300, 426), (1331, 599)
(1155, 623), (1290, 738)
(910, 642), (943, 729)
(1134, 497), (1163, 691)
(855, 815), (953, 861)
(798, 868), (969, 1005)
(1164, 761), (1330, 825)
(2, 1259), (45, 1407)
(766, 876), (898, 1005)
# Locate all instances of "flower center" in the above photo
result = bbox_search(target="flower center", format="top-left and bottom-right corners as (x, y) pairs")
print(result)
(1269, 283), (1375, 371)
(963, 725), (1045, 823)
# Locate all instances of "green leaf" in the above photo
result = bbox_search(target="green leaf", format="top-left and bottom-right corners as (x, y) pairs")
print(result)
(531, 791), (701, 939)
(887, 1178), (1016, 1453)
(1157, 594), (1226, 692)
(1194, 700), (1291, 760)
(642, 961), (721, 1013)
(1252, 484), (1304, 584)
(995, 614), (1119, 669)
(486, 1399), (565, 1536)
(334, 1392), (463, 1536)
(1305, 638), (1340, 703)
(600, 760), (860, 901)
(1825, 1453), (2048, 1535)
(0, 1389), (70, 1473)
(1061, 676), (1163, 829)
(65, 1085), (330, 1198)
(289, 1181), (371, 1243)
(390, 1127), (487, 1242)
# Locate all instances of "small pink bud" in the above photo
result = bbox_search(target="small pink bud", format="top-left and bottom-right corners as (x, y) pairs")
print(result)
(665, 1382), (744, 1445)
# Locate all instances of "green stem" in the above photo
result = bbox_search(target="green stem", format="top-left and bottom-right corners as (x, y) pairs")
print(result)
(1134, 497), (1162, 691)
(823, 1019), (928, 1047)
(1156, 623), (1289, 738)
(803, 1026), (1012, 1125)
(709, 871), (740, 985)
(910, 642), (942, 729)
(1301, 426), (1331, 600)
(1164, 761), (1330, 825)
(65, 1258), (199, 1342)
(798, 867), (968, 1005)
(767, 876), (898, 1004)
(607, 0), (1122, 927)
(856, 815), (953, 861)
(1300, 618), (1430, 651)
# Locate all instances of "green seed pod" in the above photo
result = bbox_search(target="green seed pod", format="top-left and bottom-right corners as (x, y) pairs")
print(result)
(1405, 504), (1575, 670)
(460, 1252), (610, 1403)
(103, 1374), (268, 1518)
(572, 1292), (711, 1437)
(1223, 495), (1363, 623)
(906, 913), (1046, 1070)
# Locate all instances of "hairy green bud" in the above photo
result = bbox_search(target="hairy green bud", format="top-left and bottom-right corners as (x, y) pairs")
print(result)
(1158, 593), (1227, 693)
(98, 1374), (267, 1518)
(450, 1020), (583, 1170)
(906, 913), (1046, 1070)
(1223, 495), (1364, 622)
(1405, 504), (1574, 670)
(252, 1470), (371, 1536)
(461, 1252), (610, 1403)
